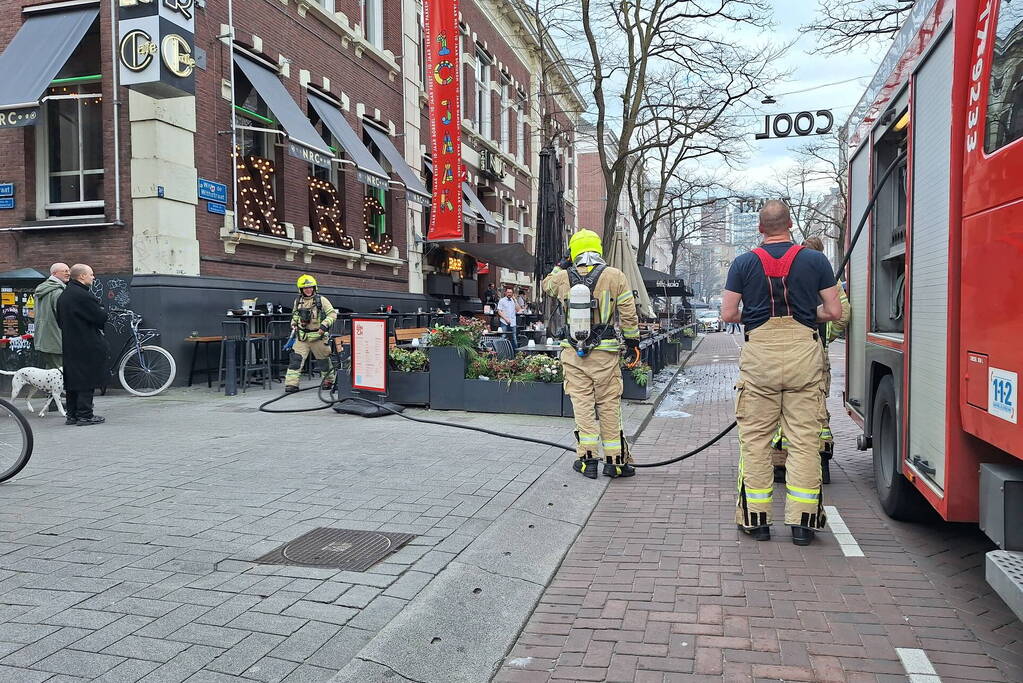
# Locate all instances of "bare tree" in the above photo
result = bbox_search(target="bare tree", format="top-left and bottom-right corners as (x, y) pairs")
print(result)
(803, 0), (915, 55)
(623, 64), (761, 266)
(574, 0), (775, 251)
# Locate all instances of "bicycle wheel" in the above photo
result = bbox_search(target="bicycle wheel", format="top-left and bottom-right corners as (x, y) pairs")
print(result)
(118, 345), (177, 397)
(0, 399), (32, 483)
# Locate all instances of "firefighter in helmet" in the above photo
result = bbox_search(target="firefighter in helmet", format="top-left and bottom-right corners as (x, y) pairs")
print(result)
(285, 274), (338, 393)
(542, 229), (641, 479)
(770, 236), (851, 484)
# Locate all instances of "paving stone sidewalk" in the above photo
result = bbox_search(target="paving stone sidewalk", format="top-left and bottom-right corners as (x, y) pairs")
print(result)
(0, 375), (665, 683)
(495, 332), (1023, 683)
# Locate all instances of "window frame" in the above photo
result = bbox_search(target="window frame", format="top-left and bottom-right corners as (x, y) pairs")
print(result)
(35, 84), (105, 220)
(984, 0), (1023, 153)
(363, 0), (384, 50)
(475, 50), (492, 139)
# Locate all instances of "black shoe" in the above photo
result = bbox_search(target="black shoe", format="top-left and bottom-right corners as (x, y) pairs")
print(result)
(572, 457), (599, 479)
(791, 527), (815, 546)
(76, 416), (105, 426)
(602, 462), (636, 478)
(284, 385), (299, 394)
(821, 458), (831, 485)
(773, 465), (786, 483)
(738, 525), (771, 541)
(65, 417), (78, 425)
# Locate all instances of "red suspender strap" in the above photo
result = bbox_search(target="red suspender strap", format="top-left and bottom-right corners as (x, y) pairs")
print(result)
(752, 245), (804, 277)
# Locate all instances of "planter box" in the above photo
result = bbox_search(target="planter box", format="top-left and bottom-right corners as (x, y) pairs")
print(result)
(562, 392), (574, 418)
(678, 336), (694, 350)
(388, 370), (429, 405)
(622, 367), (651, 401)
(463, 379), (563, 417)
(428, 346), (467, 410)
(664, 342), (680, 365)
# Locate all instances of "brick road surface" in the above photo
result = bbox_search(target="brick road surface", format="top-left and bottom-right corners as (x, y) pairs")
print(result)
(495, 332), (1023, 683)
(0, 376), (659, 682)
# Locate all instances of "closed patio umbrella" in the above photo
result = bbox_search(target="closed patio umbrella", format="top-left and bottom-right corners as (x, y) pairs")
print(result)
(604, 228), (654, 319)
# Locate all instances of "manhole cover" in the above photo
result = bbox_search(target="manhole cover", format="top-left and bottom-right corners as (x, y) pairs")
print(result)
(255, 528), (416, 571)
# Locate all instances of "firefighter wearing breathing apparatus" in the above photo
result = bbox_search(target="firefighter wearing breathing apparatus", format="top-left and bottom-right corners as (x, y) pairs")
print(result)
(284, 275), (338, 394)
(542, 229), (641, 479)
(721, 201), (843, 546)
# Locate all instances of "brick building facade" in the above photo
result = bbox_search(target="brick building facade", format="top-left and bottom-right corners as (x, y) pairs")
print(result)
(0, 0), (580, 374)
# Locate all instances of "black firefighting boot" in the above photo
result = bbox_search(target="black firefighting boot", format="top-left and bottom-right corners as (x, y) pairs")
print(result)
(284, 385), (300, 394)
(820, 441), (834, 485)
(602, 456), (636, 478)
(791, 527), (815, 546)
(738, 525), (771, 541)
(773, 465), (786, 483)
(573, 454), (599, 479)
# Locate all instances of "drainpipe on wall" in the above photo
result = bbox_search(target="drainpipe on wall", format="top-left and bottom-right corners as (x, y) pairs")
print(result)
(109, 0), (122, 225)
(227, 0), (239, 234)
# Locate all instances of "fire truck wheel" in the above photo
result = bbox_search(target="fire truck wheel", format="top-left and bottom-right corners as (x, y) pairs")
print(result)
(871, 375), (928, 521)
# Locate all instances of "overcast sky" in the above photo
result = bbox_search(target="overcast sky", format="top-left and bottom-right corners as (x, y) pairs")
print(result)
(730, 2), (887, 189)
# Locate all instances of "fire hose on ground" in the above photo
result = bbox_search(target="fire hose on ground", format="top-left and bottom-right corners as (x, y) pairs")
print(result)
(259, 150), (905, 469)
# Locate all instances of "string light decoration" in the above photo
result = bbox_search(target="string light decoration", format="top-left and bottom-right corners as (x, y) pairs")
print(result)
(307, 177), (354, 249)
(236, 153), (285, 236)
(363, 191), (392, 255)
(447, 256), (463, 273)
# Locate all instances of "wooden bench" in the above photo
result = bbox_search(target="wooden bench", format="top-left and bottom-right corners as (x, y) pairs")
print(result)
(184, 336), (225, 388)
(394, 327), (430, 342)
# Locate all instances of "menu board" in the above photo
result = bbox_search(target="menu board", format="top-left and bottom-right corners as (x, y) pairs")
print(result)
(351, 317), (388, 394)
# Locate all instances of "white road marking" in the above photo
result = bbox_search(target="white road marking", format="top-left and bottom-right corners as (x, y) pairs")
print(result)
(896, 647), (942, 683)
(823, 505), (864, 557)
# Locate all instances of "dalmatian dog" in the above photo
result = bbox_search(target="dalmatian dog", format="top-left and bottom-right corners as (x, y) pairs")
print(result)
(1, 368), (66, 417)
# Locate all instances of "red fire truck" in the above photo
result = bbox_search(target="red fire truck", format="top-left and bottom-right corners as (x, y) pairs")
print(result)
(844, 0), (1023, 616)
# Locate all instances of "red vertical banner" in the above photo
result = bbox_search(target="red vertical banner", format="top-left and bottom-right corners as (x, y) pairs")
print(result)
(424, 0), (464, 241)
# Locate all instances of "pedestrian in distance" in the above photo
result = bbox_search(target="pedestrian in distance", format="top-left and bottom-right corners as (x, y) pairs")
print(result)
(496, 285), (522, 348)
(482, 283), (499, 307)
(56, 264), (109, 426)
(33, 262), (70, 369)
(721, 201), (842, 546)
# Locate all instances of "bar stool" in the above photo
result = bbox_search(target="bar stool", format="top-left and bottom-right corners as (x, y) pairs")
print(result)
(265, 320), (293, 382)
(218, 320), (271, 392)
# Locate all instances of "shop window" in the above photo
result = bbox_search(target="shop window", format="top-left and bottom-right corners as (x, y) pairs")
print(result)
(986, 1), (1023, 153)
(515, 96), (525, 163)
(363, 0), (384, 49)
(36, 22), (103, 219)
(475, 50), (492, 139)
(314, 0), (336, 11)
(233, 67), (284, 236)
(364, 129), (393, 255)
(416, 11), (426, 85)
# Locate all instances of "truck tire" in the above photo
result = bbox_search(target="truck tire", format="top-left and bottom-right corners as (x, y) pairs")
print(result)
(872, 375), (928, 520)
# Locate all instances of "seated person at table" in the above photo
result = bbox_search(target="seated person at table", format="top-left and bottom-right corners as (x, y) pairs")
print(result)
(285, 274), (337, 393)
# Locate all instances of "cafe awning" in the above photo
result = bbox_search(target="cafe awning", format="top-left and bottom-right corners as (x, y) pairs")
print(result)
(307, 92), (390, 189)
(363, 125), (429, 205)
(462, 183), (500, 230)
(0, 5), (98, 118)
(436, 241), (536, 273)
(0, 268), (46, 288)
(234, 52), (332, 166)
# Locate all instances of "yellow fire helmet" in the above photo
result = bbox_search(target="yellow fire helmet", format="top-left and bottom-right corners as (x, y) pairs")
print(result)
(569, 229), (603, 262)
(296, 274), (318, 290)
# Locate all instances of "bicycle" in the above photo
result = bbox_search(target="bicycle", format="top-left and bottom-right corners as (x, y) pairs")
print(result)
(108, 308), (177, 397)
(0, 398), (32, 483)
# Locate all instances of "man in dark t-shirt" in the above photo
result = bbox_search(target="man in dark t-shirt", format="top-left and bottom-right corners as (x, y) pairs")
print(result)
(721, 201), (842, 547)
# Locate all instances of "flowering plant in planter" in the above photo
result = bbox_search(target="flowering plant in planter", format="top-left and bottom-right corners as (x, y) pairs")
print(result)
(628, 362), (652, 387)
(466, 352), (563, 383)
(426, 325), (478, 353)
(389, 348), (428, 372)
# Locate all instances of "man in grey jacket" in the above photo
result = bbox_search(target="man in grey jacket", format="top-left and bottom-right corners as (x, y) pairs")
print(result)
(33, 263), (70, 369)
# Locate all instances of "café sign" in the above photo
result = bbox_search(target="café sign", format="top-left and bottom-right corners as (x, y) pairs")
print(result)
(117, 0), (196, 98)
(755, 110), (834, 140)
(0, 107), (39, 129)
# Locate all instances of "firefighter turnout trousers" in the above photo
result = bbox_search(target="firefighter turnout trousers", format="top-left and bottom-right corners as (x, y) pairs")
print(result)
(770, 348), (832, 465)
(562, 349), (630, 464)
(285, 335), (335, 389)
(736, 317), (827, 529)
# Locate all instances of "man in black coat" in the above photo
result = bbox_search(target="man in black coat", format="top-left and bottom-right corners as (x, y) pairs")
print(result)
(56, 264), (108, 426)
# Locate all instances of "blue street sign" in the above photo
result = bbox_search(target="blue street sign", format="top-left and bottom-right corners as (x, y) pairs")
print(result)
(207, 201), (226, 215)
(198, 178), (228, 203)
(0, 198), (14, 210)
(0, 183), (12, 198)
